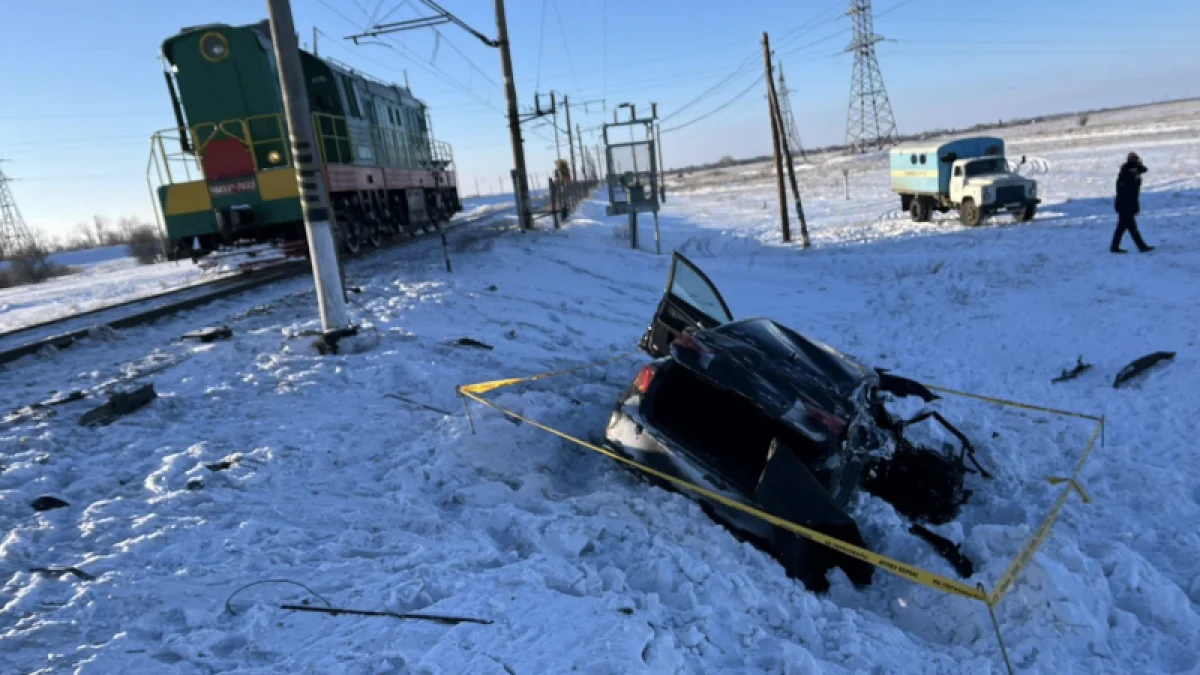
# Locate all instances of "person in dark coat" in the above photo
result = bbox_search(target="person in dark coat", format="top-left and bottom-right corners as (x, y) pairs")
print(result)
(1111, 152), (1153, 253)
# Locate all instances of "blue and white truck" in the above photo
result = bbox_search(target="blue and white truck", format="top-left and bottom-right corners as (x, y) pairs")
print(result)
(890, 136), (1039, 227)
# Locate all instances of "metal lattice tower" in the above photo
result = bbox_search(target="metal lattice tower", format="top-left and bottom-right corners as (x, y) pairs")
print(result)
(0, 161), (36, 259)
(775, 63), (807, 162)
(844, 0), (898, 154)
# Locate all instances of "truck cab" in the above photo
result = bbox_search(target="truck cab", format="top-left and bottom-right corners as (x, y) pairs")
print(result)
(891, 136), (1039, 227)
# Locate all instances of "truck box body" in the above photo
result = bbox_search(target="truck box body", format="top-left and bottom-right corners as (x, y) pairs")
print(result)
(890, 136), (1005, 196)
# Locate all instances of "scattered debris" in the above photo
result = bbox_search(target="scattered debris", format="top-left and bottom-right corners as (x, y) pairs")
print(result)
(504, 330), (517, 340)
(280, 603), (492, 626)
(1113, 351), (1175, 389)
(31, 495), (69, 512)
(1052, 356), (1093, 383)
(347, 286), (364, 294)
(181, 325), (233, 343)
(186, 477), (204, 491)
(488, 285), (499, 292)
(617, 607), (634, 615)
(30, 566), (95, 581)
(909, 524), (974, 578)
(206, 460), (235, 472)
(454, 337), (494, 350)
(384, 393), (453, 416)
(79, 383), (157, 427)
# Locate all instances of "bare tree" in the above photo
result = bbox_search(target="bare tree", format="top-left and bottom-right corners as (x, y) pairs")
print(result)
(92, 215), (112, 247)
(73, 222), (97, 248)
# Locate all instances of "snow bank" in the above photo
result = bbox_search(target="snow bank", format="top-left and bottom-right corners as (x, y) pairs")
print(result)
(2, 102), (1199, 673)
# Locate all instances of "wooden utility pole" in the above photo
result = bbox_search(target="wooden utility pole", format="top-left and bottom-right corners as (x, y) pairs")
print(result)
(265, 0), (351, 345)
(564, 96), (576, 180)
(312, 26), (318, 56)
(766, 50), (810, 247)
(762, 33), (790, 243)
(495, 0), (533, 230)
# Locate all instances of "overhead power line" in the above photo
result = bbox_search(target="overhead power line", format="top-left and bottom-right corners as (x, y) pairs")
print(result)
(662, 73), (766, 134)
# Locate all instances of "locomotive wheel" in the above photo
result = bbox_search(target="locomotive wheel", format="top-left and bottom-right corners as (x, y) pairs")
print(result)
(341, 220), (362, 254)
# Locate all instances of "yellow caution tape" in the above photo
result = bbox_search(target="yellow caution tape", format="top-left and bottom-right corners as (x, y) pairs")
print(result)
(987, 421), (1102, 605)
(458, 357), (1104, 609)
(1047, 477), (1091, 504)
(926, 384), (1104, 423)
(459, 352), (641, 396)
(457, 385), (987, 602)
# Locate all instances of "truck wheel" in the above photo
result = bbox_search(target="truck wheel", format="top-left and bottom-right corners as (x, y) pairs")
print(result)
(1015, 203), (1037, 223)
(959, 198), (982, 227)
(909, 198), (932, 223)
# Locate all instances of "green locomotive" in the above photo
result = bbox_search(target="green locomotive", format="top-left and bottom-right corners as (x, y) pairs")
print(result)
(149, 20), (461, 261)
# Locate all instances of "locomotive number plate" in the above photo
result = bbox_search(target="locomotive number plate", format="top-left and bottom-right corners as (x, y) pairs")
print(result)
(209, 178), (258, 197)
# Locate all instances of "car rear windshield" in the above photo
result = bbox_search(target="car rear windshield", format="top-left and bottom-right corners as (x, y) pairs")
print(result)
(712, 320), (864, 391)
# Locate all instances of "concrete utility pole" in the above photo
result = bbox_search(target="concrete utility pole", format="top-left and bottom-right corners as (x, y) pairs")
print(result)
(564, 96), (576, 180)
(762, 32), (790, 243)
(495, 0), (533, 230)
(265, 0), (351, 345)
(313, 26), (318, 56)
(652, 101), (666, 202)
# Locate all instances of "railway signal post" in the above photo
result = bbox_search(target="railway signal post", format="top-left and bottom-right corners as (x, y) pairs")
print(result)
(265, 0), (354, 350)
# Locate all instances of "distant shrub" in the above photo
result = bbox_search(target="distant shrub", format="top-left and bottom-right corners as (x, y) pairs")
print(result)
(0, 245), (73, 288)
(1078, 114), (1090, 127)
(127, 225), (162, 264)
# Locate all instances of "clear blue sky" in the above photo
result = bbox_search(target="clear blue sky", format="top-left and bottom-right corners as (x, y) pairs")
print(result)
(2, 0), (1198, 240)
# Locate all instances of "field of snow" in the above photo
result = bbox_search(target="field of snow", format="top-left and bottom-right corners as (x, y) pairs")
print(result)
(2, 101), (1198, 673)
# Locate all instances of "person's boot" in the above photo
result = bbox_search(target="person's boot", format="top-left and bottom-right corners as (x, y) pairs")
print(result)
(1139, 244), (1155, 252)
(1111, 247), (1127, 254)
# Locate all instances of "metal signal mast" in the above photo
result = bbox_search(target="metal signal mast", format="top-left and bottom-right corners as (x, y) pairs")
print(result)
(775, 63), (807, 162)
(844, 0), (898, 153)
(0, 161), (37, 259)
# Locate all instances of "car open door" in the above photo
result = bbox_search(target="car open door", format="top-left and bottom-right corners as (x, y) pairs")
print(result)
(638, 252), (734, 358)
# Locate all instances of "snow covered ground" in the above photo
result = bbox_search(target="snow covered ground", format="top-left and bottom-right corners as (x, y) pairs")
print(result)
(2, 101), (1199, 673)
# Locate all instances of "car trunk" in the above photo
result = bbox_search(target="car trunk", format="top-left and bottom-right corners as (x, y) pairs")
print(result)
(643, 361), (835, 494)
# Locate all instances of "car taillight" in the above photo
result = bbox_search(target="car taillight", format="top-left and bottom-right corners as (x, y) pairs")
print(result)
(806, 404), (847, 436)
(633, 364), (656, 393)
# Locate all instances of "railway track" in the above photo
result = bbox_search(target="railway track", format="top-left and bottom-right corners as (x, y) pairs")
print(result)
(0, 204), (523, 367)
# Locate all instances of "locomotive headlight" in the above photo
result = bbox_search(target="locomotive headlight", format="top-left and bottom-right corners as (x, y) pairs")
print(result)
(200, 32), (229, 62)
(267, 150), (282, 165)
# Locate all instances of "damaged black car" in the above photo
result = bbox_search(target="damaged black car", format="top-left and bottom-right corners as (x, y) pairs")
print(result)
(602, 252), (988, 591)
